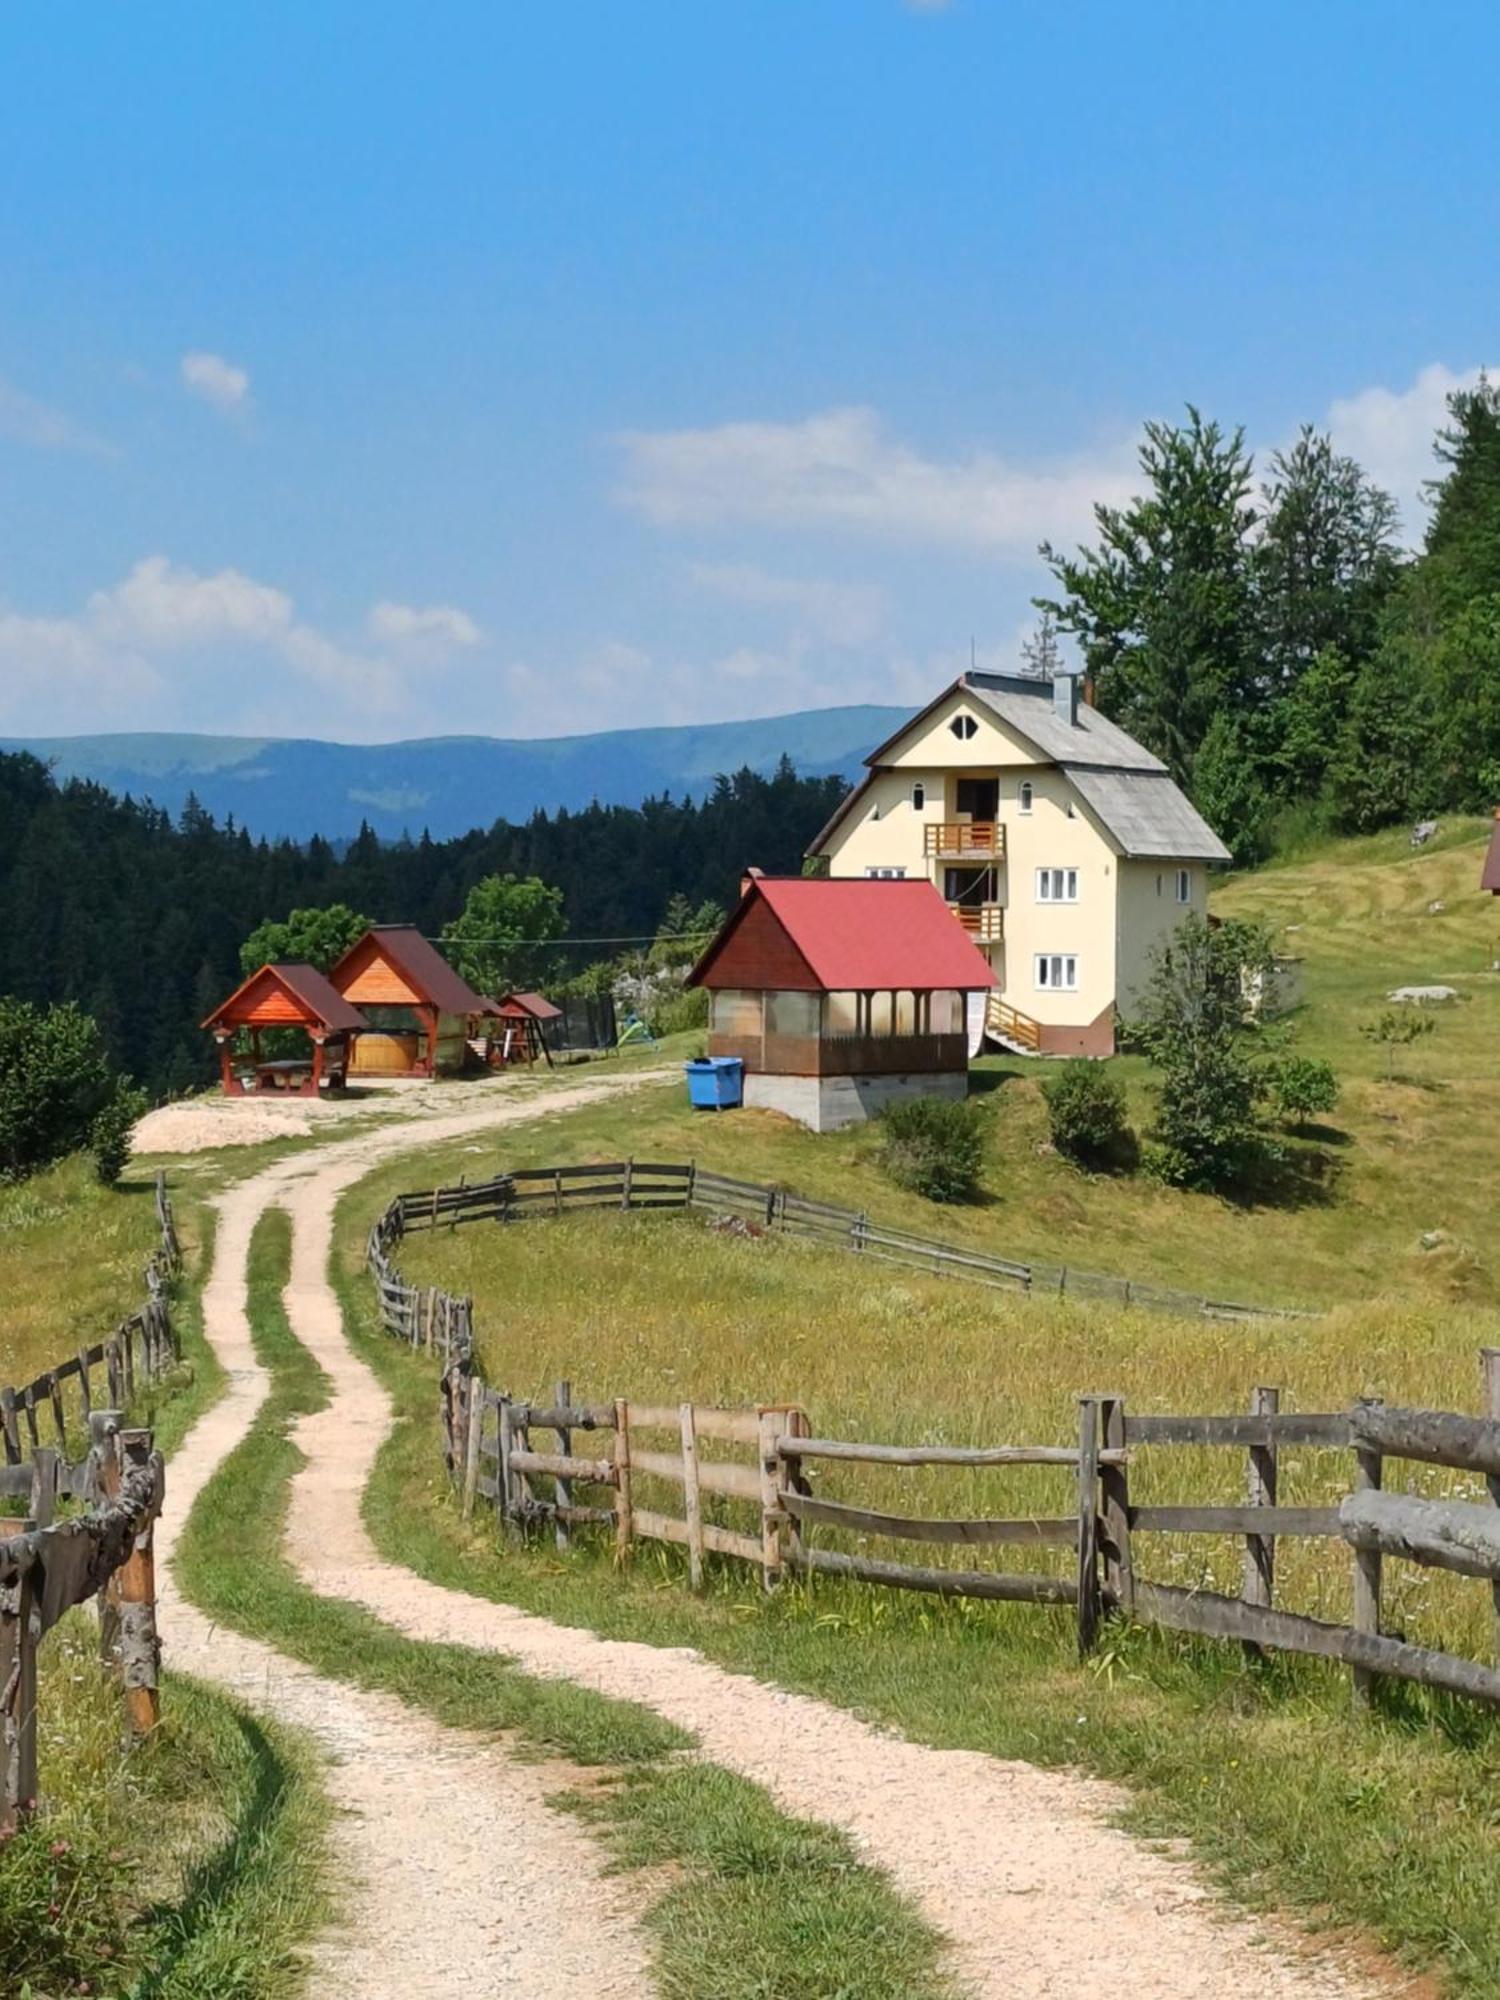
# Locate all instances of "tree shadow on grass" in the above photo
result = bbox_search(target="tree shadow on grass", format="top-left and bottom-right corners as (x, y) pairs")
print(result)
(1222, 1137), (1346, 1213)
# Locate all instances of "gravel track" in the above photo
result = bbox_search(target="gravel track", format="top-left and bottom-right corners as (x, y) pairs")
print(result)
(188, 1084), (1383, 2000)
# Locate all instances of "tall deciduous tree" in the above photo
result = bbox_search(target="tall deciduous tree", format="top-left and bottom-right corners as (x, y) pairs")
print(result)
(239, 903), (371, 976)
(1038, 409), (1256, 785)
(440, 874), (565, 996)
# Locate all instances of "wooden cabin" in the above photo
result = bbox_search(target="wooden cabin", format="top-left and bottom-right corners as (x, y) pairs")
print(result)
(687, 874), (996, 1132)
(329, 925), (500, 1078)
(202, 963), (369, 1097)
(492, 991), (564, 1066)
(1485, 808), (1500, 895)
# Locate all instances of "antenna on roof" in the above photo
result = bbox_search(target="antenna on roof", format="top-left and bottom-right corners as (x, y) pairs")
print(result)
(970, 635), (976, 672)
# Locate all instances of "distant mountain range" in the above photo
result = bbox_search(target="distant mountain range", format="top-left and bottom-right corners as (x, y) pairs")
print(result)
(4, 705), (906, 842)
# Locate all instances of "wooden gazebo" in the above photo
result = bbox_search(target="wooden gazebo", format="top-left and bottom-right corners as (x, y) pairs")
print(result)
(202, 964), (369, 1097)
(329, 926), (501, 1077)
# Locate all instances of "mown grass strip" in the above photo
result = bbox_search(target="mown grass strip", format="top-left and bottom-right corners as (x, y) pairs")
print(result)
(176, 1207), (952, 2000)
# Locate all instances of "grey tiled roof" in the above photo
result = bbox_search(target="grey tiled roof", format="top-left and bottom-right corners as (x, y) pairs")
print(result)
(963, 672), (1166, 772)
(1066, 767), (1233, 862)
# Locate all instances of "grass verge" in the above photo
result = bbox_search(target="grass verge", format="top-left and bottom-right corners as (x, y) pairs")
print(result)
(173, 1206), (952, 2000)
(335, 1189), (1500, 1996)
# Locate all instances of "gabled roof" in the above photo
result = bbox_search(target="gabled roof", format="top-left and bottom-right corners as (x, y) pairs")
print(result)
(201, 962), (370, 1034)
(809, 669), (1229, 863)
(331, 925), (501, 1016)
(1483, 812), (1500, 893)
(497, 990), (564, 1021)
(1066, 769), (1232, 863)
(689, 877), (997, 993)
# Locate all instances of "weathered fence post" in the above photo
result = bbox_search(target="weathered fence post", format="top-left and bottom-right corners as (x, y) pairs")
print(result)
(116, 1430), (161, 1738)
(1, 1389), (20, 1466)
(461, 1377), (484, 1521)
(1, 1554), (39, 1835)
(1097, 1396), (1132, 1614)
(91, 1410), (124, 1670)
(1075, 1397), (1102, 1655)
(680, 1402), (705, 1590)
(613, 1398), (634, 1560)
(1351, 1396), (1384, 1709)
(1480, 1348), (1500, 1663)
(555, 1380), (574, 1552)
(621, 1159), (634, 1212)
(781, 1408), (813, 1568)
(76, 1347), (92, 1420)
(757, 1409), (786, 1591)
(29, 1449), (58, 1530)
(1242, 1385), (1280, 1659)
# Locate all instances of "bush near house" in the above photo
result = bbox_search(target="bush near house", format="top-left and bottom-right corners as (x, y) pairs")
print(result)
(1266, 1054), (1339, 1125)
(1041, 1061), (1132, 1168)
(880, 1096), (985, 1203)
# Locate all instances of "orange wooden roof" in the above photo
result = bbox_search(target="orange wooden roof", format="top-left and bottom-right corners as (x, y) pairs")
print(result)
(201, 963), (370, 1034)
(330, 926), (501, 1015)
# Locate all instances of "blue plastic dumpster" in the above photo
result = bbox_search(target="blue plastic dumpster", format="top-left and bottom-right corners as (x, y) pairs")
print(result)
(685, 1056), (744, 1109)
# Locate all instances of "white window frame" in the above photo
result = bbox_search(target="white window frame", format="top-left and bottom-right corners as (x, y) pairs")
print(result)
(1034, 866), (1078, 904)
(1174, 868), (1192, 904)
(865, 866), (906, 880)
(1018, 781), (1034, 814)
(1034, 953), (1078, 992)
(910, 781), (925, 812)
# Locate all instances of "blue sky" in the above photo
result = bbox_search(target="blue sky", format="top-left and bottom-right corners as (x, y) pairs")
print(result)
(2, 2), (1496, 743)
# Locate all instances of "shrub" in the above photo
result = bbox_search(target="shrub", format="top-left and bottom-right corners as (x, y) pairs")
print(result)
(1042, 1061), (1131, 1167)
(1268, 1055), (1338, 1124)
(91, 1079), (147, 1185)
(0, 999), (118, 1182)
(880, 1097), (984, 1203)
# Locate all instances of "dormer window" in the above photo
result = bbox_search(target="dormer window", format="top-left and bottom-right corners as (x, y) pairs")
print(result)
(1019, 782), (1033, 814)
(949, 713), (978, 741)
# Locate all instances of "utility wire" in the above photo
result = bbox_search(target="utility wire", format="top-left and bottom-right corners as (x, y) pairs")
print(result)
(420, 930), (718, 947)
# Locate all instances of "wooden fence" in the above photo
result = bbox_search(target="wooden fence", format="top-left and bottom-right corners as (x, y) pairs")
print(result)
(366, 1163), (1500, 1712)
(0, 1171), (182, 1465)
(389, 1158), (1310, 1324)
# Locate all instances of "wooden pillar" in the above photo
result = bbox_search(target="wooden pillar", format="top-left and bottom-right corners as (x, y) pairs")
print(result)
(310, 1034), (326, 1094)
(1242, 1386), (1279, 1659)
(613, 1398), (634, 1561)
(217, 1036), (235, 1095)
(1098, 1396), (1132, 1614)
(555, 1380), (574, 1553)
(115, 1431), (160, 1738)
(680, 1403), (705, 1591)
(1351, 1397), (1383, 1709)
(424, 1005), (440, 1076)
(1075, 1397), (1102, 1656)
(757, 1409), (786, 1592)
(1, 1556), (38, 1835)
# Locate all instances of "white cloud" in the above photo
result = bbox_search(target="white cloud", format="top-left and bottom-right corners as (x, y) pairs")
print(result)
(1326, 362), (1497, 544)
(180, 349), (251, 412)
(366, 600), (484, 655)
(689, 562), (886, 646)
(0, 376), (113, 456)
(616, 406), (1133, 557)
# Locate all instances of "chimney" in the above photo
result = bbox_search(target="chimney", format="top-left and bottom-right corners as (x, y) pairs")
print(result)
(1082, 673), (1096, 709)
(739, 865), (765, 899)
(1051, 670), (1081, 728)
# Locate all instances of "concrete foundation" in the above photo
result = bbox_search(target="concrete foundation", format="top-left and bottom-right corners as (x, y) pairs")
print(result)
(743, 1069), (968, 1133)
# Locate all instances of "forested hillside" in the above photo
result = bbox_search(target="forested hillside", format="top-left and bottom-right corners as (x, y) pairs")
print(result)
(1040, 375), (1500, 857)
(0, 754), (844, 1091)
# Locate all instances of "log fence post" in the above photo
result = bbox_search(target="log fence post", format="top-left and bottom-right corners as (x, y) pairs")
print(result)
(1, 1556), (39, 1835)
(116, 1430), (161, 1738)
(1481, 1347), (1500, 1663)
(1242, 1385), (1279, 1660)
(77, 1348), (92, 1420)
(0, 1390), (18, 1466)
(1351, 1396), (1384, 1709)
(757, 1409), (786, 1591)
(29, 1448), (58, 1530)
(91, 1410), (124, 1674)
(555, 1379), (574, 1552)
(1075, 1397), (1102, 1655)
(461, 1376), (484, 1521)
(1097, 1395), (1132, 1614)
(621, 1160), (634, 1212)
(680, 1402), (705, 1590)
(613, 1398), (634, 1561)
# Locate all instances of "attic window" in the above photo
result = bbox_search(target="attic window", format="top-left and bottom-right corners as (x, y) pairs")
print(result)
(949, 713), (978, 741)
(1019, 782), (1033, 814)
(911, 781), (925, 811)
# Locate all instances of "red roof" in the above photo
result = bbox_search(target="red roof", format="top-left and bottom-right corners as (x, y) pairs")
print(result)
(689, 877), (997, 993)
(1482, 811), (1500, 893)
(496, 990), (564, 1021)
(201, 962), (370, 1034)
(330, 925), (501, 1017)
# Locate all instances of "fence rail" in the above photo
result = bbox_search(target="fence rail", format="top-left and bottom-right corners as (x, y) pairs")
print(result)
(365, 1159), (1500, 1714)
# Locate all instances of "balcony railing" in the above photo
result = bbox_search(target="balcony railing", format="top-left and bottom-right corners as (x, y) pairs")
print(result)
(924, 820), (1006, 860)
(948, 902), (1003, 943)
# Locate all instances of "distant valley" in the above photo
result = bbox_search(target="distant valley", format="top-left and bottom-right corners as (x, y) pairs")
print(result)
(3, 704), (905, 841)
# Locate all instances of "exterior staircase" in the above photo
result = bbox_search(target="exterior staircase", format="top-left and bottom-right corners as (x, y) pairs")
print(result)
(984, 994), (1042, 1054)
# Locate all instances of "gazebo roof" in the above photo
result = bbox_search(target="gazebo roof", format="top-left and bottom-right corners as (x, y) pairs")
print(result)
(330, 925), (501, 1016)
(201, 962), (370, 1035)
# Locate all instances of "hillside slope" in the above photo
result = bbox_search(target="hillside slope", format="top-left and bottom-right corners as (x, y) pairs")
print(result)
(2, 704), (906, 840)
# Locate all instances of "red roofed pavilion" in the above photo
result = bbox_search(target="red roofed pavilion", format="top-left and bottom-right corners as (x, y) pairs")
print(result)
(1484, 809), (1500, 895)
(688, 874), (995, 1131)
(202, 963), (369, 1097)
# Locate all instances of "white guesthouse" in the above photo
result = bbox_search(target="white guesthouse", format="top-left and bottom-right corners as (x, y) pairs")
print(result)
(809, 669), (1232, 1057)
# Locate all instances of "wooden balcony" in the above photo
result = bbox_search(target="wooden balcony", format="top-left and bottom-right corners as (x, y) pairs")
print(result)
(949, 902), (1003, 943)
(924, 820), (1006, 860)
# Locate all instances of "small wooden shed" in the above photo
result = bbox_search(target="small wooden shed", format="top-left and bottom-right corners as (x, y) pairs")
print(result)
(330, 926), (499, 1078)
(493, 991), (564, 1066)
(688, 874), (995, 1132)
(202, 964), (369, 1097)
(1484, 809), (1500, 895)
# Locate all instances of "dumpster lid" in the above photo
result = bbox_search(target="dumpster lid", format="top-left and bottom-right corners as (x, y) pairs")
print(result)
(685, 1055), (743, 1071)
